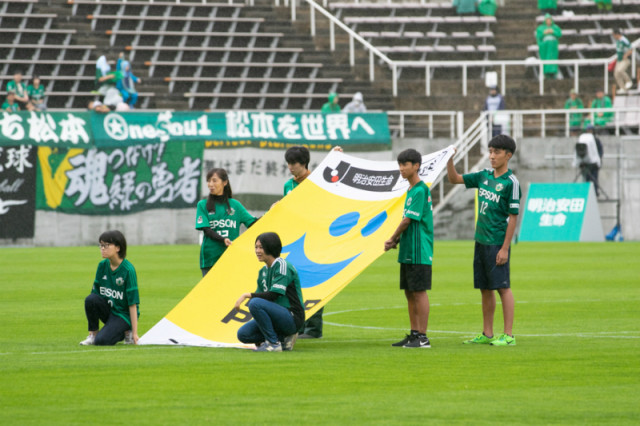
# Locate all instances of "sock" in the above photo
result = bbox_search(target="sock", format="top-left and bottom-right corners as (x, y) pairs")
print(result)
(410, 329), (419, 336)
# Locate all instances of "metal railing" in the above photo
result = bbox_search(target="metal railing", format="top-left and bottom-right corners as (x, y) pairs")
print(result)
(493, 107), (640, 138)
(278, 0), (639, 97)
(386, 110), (463, 139)
(431, 112), (490, 214)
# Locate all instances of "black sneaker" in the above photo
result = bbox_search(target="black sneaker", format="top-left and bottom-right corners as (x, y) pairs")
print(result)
(391, 334), (413, 347)
(403, 335), (430, 348)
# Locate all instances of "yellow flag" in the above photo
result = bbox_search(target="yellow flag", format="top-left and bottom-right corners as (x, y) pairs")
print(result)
(140, 148), (454, 347)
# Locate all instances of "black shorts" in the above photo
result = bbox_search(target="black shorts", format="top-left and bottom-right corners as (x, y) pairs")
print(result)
(473, 241), (510, 290)
(400, 263), (432, 291)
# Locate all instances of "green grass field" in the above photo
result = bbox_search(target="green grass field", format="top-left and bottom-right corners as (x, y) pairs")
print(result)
(1, 241), (639, 425)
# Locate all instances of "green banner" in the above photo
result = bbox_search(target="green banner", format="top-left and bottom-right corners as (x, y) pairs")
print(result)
(0, 111), (92, 148)
(91, 111), (225, 148)
(2, 111), (390, 147)
(219, 111), (391, 147)
(92, 111), (390, 147)
(36, 142), (202, 215)
(519, 182), (604, 242)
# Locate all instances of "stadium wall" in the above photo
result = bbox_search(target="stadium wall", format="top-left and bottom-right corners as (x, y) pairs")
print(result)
(2, 136), (638, 247)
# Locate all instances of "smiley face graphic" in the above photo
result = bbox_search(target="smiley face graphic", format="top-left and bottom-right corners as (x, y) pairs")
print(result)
(282, 210), (388, 288)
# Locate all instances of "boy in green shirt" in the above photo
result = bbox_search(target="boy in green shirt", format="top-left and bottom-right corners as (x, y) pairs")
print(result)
(385, 148), (433, 348)
(2, 93), (19, 112)
(564, 89), (584, 134)
(27, 75), (46, 111)
(235, 232), (305, 352)
(447, 135), (520, 346)
(6, 71), (32, 111)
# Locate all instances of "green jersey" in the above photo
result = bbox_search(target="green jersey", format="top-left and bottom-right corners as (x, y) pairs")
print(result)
(463, 168), (521, 246)
(195, 197), (257, 268)
(27, 84), (45, 102)
(6, 80), (27, 98)
(283, 178), (299, 196)
(398, 181), (433, 265)
(255, 257), (305, 328)
(615, 35), (631, 61)
(91, 259), (140, 326)
(564, 97), (584, 127)
(2, 101), (19, 112)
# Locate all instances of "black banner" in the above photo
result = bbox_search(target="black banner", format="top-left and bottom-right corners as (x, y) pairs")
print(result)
(0, 145), (36, 239)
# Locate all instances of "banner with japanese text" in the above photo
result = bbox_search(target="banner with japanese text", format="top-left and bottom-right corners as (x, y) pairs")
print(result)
(0, 112), (92, 148)
(35, 142), (202, 215)
(2, 111), (390, 148)
(140, 147), (454, 347)
(519, 182), (604, 242)
(0, 145), (37, 239)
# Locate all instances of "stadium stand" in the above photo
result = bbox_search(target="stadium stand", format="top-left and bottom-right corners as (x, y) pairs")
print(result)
(329, 2), (497, 63)
(528, 4), (640, 60)
(63, 0), (391, 111)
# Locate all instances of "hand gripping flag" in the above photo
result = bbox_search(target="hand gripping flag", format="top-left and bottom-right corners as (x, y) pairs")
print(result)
(140, 147), (454, 347)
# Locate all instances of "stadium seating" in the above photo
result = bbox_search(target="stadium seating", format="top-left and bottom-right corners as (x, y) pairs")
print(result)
(329, 2), (497, 62)
(64, 0), (346, 110)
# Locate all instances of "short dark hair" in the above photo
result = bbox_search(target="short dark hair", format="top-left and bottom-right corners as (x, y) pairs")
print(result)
(613, 28), (623, 35)
(488, 134), (517, 154)
(256, 232), (282, 258)
(397, 148), (422, 165)
(285, 146), (310, 169)
(99, 230), (127, 259)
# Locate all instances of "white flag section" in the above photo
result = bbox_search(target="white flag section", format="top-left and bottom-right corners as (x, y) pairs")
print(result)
(140, 147), (454, 347)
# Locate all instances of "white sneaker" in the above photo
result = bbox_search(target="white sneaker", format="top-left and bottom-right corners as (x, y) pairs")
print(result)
(282, 333), (298, 351)
(124, 331), (134, 344)
(617, 89), (626, 95)
(625, 81), (633, 89)
(79, 334), (95, 346)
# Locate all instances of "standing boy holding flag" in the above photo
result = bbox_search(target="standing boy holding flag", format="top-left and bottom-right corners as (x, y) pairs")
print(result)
(446, 135), (521, 346)
(385, 149), (433, 348)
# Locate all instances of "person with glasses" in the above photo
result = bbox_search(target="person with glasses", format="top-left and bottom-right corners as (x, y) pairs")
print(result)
(80, 230), (140, 346)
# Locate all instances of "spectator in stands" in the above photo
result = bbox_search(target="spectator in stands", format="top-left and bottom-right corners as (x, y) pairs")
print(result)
(116, 53), (141, 109)
(6, 71), (32, 111)
(564, 89), (584, 134)
(574, 125), (603, 196)
(483, 85), (506, 137)
(2, 92), (20, 112)
(612, 28), (634, 94)
(586, 88), (613, 130)
(88, 100), (110, 113)
(95, 55), (123, 97)
(477, 0), (498, 16)
(452, 0), (477, 15)
(321, 92), (341, 113)
(537, 0), (558, 15)
(594, 0), (612, 12)
(27, 76), (46, 112)
(342, 92), (367, 113)
(536, 14), (562, 80)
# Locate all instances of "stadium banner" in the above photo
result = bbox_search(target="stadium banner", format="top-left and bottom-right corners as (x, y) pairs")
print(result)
(2, 111), (389, 149)
(91, 111), (390, 147)
(519, 182), (604, 242)
(140, 147), (454, 348)
(0, 111), (92, 148)
(0, 145), (37, 239)
(35, 142), (202, 214)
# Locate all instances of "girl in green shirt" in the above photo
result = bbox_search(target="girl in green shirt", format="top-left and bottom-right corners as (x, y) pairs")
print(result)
(195, 168), (257, 276)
